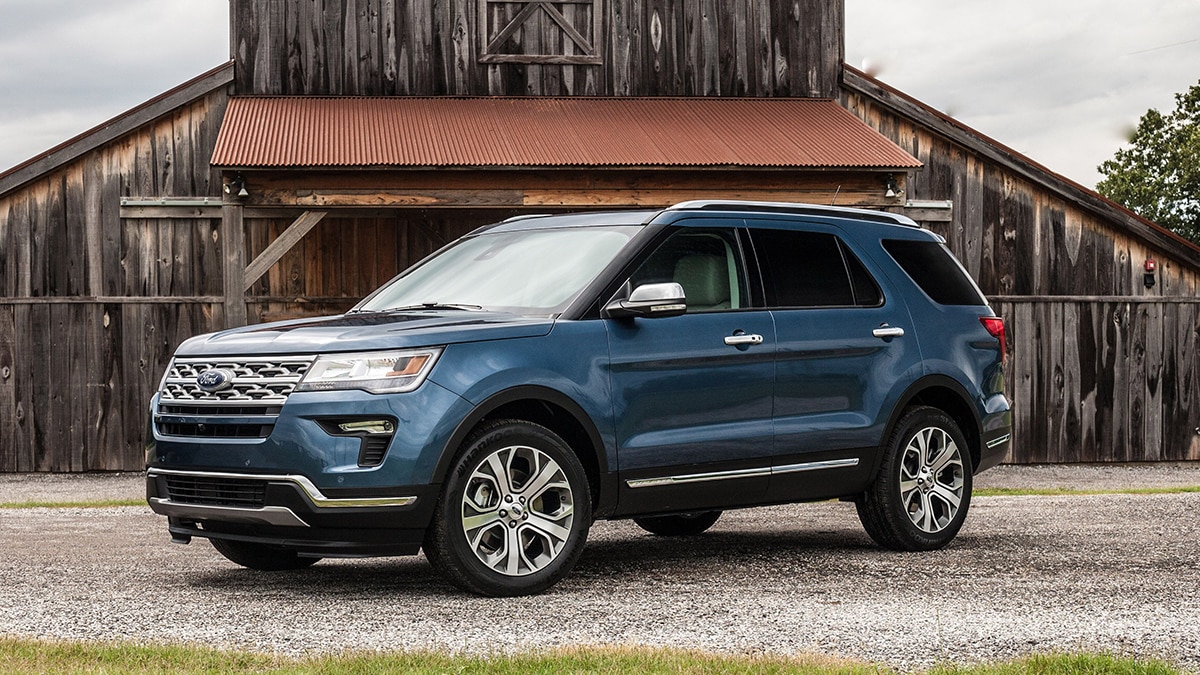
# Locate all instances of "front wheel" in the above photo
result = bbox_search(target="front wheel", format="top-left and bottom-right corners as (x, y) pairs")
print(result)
(856, 406), (973, 551)
(209, 538), (320, 571)
(423, 420), (592, 596)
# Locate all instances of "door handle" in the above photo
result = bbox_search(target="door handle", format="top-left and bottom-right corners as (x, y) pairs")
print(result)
(724, 333), (764, 346)
(872, 325), (905, 339)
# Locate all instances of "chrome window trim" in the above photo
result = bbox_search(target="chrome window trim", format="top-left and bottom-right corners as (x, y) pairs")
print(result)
(148, 468), (418, 509)
(625, 457), (860, 489)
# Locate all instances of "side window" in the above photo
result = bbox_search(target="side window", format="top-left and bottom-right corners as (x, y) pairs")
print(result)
(750, 228), (882, 308)
(883, 239), (986, 306)
(629, 229), (748, 312)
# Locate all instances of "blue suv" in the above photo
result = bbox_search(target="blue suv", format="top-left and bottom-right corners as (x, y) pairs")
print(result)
(147, 200), (1011, 596)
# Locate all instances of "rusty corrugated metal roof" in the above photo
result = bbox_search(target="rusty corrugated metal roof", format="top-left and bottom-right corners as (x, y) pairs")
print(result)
(211, 97), (921, 170)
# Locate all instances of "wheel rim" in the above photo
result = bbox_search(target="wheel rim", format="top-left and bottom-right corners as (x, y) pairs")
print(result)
(899, 426), (965, 533)
(460, 444), (575, 577)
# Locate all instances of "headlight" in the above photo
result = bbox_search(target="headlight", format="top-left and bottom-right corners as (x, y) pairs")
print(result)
(295, 348), (443, 394)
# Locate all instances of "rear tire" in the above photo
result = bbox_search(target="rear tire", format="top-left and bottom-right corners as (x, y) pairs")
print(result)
(633, 511), (722, 536)
(857, 406), (973, 551)
(424, 419), (592, 596)
(209, 538), (320, 571)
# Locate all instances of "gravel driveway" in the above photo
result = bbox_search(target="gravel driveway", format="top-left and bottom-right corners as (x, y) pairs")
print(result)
(2, 476), (1198, 670)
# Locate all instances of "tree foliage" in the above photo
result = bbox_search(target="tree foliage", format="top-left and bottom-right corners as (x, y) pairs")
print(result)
(1097, 80), (1200, 245)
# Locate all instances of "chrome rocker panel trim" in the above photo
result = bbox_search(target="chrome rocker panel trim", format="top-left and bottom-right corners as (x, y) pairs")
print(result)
(626, 458), (860, 489)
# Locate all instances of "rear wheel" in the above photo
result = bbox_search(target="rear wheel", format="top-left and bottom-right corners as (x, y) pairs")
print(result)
(209, 538), (320, 571)
(857, 406), (973, 551)
(424, 420), (592, 596)
(634, 511), (722, 536)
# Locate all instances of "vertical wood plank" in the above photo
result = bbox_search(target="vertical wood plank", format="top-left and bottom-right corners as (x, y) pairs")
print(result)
(1141, 302), (1164, 460)
(222, 204), (247, 328)
(1074, 301), (1097, 461)
(1060, 301), (1082, 462)
(1044, 301), (1065, 462)
(1011, 301), (1034, 462)
(0, 305), (16, 469)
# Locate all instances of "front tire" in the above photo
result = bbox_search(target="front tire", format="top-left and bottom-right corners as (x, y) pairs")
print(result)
(424, 420), (592, 596)
(634, 511), (722, 536)
(209, 538), (320, 571)
(857, 406), (973, 551)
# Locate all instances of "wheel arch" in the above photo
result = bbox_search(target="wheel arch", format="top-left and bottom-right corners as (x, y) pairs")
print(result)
(876, 375), (984, 478)
(433, 386), (616, 518)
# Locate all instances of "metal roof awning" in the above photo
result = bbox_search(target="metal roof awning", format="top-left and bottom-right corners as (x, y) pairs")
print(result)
(211, 97), (922, 171)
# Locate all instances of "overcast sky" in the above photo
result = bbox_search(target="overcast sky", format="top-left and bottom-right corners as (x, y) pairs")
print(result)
(2, 1), (1198, 189)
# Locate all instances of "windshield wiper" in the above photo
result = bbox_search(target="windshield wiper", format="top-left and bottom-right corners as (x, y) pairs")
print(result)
(353, 302), (484, 314)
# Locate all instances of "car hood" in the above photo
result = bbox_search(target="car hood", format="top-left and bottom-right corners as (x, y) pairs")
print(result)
(173, 311), (556, 356)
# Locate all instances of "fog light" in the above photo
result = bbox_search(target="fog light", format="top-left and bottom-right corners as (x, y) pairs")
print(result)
(317, 417), (398, 468)
(337, 419), (394, 435)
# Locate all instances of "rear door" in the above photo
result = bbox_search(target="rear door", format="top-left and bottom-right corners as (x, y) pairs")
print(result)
(745, 219), (924, 502)
(606, 221), (776, 515)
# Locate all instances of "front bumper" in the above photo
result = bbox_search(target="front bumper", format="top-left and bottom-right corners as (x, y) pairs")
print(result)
(146, 468), (437, 556)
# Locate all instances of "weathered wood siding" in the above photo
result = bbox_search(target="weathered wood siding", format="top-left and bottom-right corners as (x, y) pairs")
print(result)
(842, 73), (1200, 463)
(0, 90), (230, 471)
(231, 0), (844, 97)
(995, 299), (1200, 463)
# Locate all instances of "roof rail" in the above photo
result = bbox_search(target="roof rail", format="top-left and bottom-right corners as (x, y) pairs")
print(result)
(665, 200), (919, 227)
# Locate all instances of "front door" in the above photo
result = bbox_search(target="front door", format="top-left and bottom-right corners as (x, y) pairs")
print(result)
(607, 224), (775, 516)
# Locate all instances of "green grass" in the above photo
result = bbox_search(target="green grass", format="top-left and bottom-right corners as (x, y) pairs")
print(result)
(0, 498), (145, 509)
(0, 638), (1185, 674)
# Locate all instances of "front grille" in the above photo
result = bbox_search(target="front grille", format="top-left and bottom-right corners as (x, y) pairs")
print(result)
(164, 476), (267, 508)
(158, 422), (273, 438)
(160, 356), (315, 405)
(156, 356), (315, 439)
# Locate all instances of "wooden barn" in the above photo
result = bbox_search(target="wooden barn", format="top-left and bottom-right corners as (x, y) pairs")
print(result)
(1, 0), (1197, 472)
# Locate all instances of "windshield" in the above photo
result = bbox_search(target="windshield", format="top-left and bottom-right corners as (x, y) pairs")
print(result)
(358, 225), (641, 316)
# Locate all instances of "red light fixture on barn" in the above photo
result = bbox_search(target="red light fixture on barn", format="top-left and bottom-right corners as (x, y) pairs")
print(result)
(1144, 258), (1157, 288)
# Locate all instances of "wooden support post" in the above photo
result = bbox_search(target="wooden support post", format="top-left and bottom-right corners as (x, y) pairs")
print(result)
(242, 210), (329, 292)
(221, 203), (247, 328)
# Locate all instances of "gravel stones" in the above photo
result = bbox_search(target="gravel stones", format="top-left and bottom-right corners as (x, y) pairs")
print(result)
(1, 486), (1198, 670)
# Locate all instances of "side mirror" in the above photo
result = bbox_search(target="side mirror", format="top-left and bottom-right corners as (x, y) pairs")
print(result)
(604, 282), (687, 319)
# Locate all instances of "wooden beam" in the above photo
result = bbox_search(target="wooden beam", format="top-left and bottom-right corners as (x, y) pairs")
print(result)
(0, 297), (224, 305)
(267, 187), (895, 209)
(221, 204), (247, 328)
(242, 210), (329, 291)
(119, 205), (223, 219)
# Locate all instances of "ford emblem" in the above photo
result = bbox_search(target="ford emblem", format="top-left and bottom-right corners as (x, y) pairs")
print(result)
(196, 368), (235, 393)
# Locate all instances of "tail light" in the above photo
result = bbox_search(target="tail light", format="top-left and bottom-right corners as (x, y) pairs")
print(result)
(979, 316), (1006, 362)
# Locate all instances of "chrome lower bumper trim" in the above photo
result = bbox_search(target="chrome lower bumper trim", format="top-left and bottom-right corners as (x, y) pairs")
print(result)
(147, 468), (418, 509)
(986, 434), (1012, 449)
(149, 497), (310, 528)
(626, 457), (860, 489)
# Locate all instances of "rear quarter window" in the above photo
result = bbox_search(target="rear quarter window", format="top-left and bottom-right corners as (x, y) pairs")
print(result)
(882, 239), (986, 306)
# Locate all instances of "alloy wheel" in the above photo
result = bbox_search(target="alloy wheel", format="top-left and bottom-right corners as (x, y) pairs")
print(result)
(460, 444), (575, 576)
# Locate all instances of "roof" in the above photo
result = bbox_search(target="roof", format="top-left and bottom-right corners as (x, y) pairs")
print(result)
(210, 96), (922, 170)
(0, 62), (234, 196)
